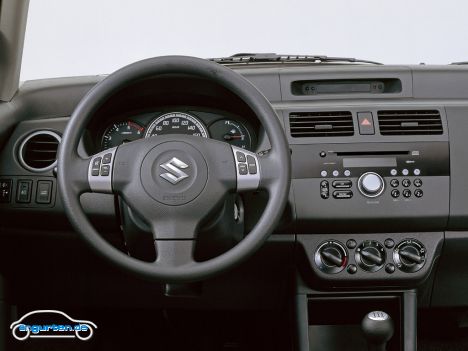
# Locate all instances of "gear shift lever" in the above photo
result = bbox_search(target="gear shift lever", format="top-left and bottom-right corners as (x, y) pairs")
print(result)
(361, 311), (394, 351)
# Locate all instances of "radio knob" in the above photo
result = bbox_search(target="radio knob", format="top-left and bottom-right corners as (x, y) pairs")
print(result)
(358, 172), (385, 198)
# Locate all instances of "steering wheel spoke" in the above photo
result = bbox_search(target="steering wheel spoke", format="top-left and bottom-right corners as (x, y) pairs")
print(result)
(87, 147), (118, 194)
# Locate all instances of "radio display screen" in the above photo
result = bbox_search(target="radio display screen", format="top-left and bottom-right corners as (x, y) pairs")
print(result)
(343, 157), (397, 168)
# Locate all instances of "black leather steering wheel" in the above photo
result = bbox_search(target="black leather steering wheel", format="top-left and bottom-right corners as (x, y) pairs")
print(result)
(58, 56), (291, 283)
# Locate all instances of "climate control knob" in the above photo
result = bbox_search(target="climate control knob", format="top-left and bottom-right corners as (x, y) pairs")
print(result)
(315, 240), (348, 274)
(355, 240), (386, 272)
(358, 172), (385, 198)
(393, 239), (426, 272)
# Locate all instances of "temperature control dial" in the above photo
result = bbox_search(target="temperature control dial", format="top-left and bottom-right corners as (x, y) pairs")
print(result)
(393, 239), (426, 272)
(355, 240), (386, 272)
(315, 241), (348, 274)
(358, 172), (385, 198)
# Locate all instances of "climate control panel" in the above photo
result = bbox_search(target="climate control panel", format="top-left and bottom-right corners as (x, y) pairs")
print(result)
(298, 232), (443, 287)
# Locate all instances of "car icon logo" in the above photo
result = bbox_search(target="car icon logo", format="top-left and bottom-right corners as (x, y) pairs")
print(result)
(159, 157), (189, 184)
(10, 310), (97, 341)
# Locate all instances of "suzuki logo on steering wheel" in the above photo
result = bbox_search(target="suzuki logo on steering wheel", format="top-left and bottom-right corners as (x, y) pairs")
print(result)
(159, 157), (189, 185)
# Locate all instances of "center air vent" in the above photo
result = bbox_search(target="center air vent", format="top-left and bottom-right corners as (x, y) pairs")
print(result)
(289, 111), (354, 138)
(378, 110), (443, 135)
(19, 131), (61, 172)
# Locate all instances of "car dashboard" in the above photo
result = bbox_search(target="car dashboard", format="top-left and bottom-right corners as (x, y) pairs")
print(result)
(1, 62), (468, 313)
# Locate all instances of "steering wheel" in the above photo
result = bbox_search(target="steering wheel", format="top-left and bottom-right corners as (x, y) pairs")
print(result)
(58, 56), (291, 283)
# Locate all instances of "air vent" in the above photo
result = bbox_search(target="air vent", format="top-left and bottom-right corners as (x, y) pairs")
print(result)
(378, 110), (443, 135)
(289, 111), (354, 138)
(19, 131), (61, 172)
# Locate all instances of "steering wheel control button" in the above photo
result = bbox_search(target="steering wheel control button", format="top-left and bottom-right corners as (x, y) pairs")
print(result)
(402, 189), (411, 198)
(16, 180), (32, 203)
(236, 151), (246, 162)
(315, 241), (348, 274)
(0, 179), (12, 203)
(402, 179), (411, 187)
(390, 179), (399, 188)
(347, 264), (357, 274)
(358, 172), (384, 198)
(231, 146), (260, 192)
(102, 153), (112, 164)
(36, 181), (52, 204)
(100, 165), (110, 176)
(88, 147), (117, 193)
(333, 190), (353, 199)
(414, 189), (423, 198)
(320, 180), (329, 199)
(355, 240), (386, 272)
(414, 178), (423, 187)
(332, 180), (352, 189)
(246, 155), (257, 174)
(384, 238), (395, 249)
(385, 263), (396, 274)
(346, 239), (357, 249)
(238, 163), (248, 175)
(394, 239), (426, 273)
(320, 170), (328, 177)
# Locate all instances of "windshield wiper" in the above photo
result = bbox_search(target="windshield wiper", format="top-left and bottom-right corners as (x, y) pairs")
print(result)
(209, 53), (383, 65)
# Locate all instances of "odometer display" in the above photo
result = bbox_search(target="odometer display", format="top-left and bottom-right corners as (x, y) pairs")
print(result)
(145, 112), (209, 139)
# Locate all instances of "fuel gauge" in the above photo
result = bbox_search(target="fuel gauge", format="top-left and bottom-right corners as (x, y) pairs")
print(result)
(209, 119), (252, 150)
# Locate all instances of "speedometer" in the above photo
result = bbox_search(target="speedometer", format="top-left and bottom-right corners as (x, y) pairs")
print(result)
(145, 112), (209, 138)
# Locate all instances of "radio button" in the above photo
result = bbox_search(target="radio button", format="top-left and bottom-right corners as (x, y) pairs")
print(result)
(332, 170), (339, 177)
(414, 179), (423, 187)
(414, 169), (421, 176)
(358, 172), (384, 198)
(402, 169), (409, 176)
(402, 189), (412, 198)
(344, 170), (351, 177)
(390, 169), (398, 176)
(402, 179), (411, 187)
(390, 179), (399, 188)
(391, 189), (400, 198)
(320, 180), (329, 199)
(321, 170), (328, 177)
(414, 189), (423, 198)
(333, 190), (353, 199)
(333, 180), (352, 189)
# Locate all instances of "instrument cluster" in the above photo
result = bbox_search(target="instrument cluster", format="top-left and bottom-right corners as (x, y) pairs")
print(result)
(97, 109), (257, 152)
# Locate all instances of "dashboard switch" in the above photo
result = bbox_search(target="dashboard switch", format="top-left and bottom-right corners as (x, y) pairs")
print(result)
(357, 112), (375, 135)
(17, 180), (32, 203)
(0, 179), (12, 203)
(36, 181), (52, 204)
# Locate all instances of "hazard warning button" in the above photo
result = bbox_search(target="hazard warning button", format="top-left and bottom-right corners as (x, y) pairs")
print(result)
(357, 112), (375, 135)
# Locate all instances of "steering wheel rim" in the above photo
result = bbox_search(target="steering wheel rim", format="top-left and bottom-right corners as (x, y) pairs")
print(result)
(58, 56), (291, 283)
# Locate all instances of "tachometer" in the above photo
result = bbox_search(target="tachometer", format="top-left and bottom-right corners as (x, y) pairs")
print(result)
(209, 119), (252, 150)
(101, 121), (145, 150)
(145, 112), (209, 138)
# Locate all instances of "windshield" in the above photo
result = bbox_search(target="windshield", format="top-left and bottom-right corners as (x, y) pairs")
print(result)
(21, 0), (468, 81)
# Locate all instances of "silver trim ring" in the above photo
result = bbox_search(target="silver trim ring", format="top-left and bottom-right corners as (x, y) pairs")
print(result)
(18, 130), (62, 173)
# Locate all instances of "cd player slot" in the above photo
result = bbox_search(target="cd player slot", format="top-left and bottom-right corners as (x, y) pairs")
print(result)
(335, 151), (410, 156)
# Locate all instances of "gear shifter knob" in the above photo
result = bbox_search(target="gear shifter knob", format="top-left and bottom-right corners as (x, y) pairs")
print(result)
(361, 311), (394, 351)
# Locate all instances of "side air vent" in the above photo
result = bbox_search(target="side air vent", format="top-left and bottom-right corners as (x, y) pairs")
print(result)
(377, 110), (443, 135)
(289, 111), (354, 138)
(19, 131), (61, 172)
